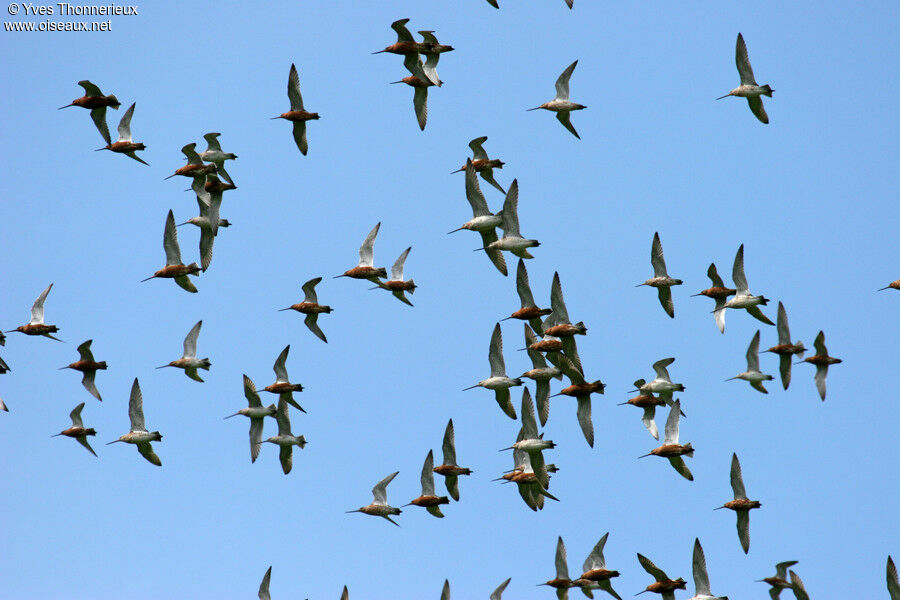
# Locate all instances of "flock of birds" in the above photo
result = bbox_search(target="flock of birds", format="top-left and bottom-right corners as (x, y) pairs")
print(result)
(2, 9), (897, 600)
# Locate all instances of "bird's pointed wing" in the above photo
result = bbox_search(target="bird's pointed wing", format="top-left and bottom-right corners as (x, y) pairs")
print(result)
(779, 354), (792, 390)
(735, 33), (758, 86)
(287, 63), (305, 111)
(583, 532), (610, 572)
(746, 330), (761, 371)
(199, 227), (214, 272)
(668, 455), (693, 481)
(488, 323), (507, 377)
(813, 330), (827, 356)
(887, 556), (899, 600)
(182, 320), (202, 358)
(637, 553), (668, 582)
(730, 453), (748, 499)
(650, 232), (668, 277)
(358, 222), (380, 267)
(746, 305), (774, 325)
(499, 179), (521, 236)
(481, 169), (506, 194)
(750, 379), (768, 394)
(663, 401), (681, 444)
(490, 578), (511, 600)
(82, 371), (101, 401)
(249, 418), (264, 463)
(279, 445), (293, 474)
(30, 283), (53, 324)
(184, 368), (204, 383)
(174, 275), (198, 294)
(116, 103), (135, 142)
(692, 538), (712, 595)
(735, 509), (752, 553)
(516, 259), (538, 308)
(707, 263), (725, 288)
(413, 86), (428, 131)
(657, 287), (674, 318)
(275, 397), (292, 436)
(732, 244), (748, 293)
(390, 18), (414, 42)
(124, 151), (149, 166)
(292, 121), (308, 155)
(652, 358), (675, 382)
(479, 229), (507, 275)
(641, 406), (659, 440)
(550, 272), (570, 324)
(555, 536), (570, 579)
(181, 143), (202, 164)
(272, 345), (290, 383)
(258, 566), (272, 600)
(78, 80), (103, 96)
(441, 418), (457, 465)
(304, 313), (327, 343)
(469, 136), (489, 160)
(445, 474), (460, 502)
(77, 436), (98, 457)
(202, 132), (222, 152)
(555, 60), (578, 101)
(90, 107), (112, 145)
(535, 379), (551, 427)
(789, 571), (810, 600)
(814, 364), (828, 400)
(576, 395), (594, 447)
(137, 441), (161, 466)
(76, 339), (95, 362)
(420, 449), (436, 495)
(520, 387), (538, 438)
(774, 561), (798, 579)
(776, 302), (790, 345)
(495, 388), (517, 419)
(163, 210), (183, 265)
(464, 160), (491, 217)
(372, 471), (399, 504)
(391, 247), (411, 281)
(128, 378), (146, 431)
(70, 402), (86, 427)
(556, 111), (580, 139)
(301, 277), (321, 304)
(243, 374), (262, 407)
(714, 298), (727, 333)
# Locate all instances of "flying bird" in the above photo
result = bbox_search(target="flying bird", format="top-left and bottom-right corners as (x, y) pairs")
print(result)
(449, 160), (507, 276)
(726, 330), (774, 394)
(59, 80), (120, 144)
(432, 418), (472, 501)
(404, 449), (450, 518)
(636, 553), (687, 600)
(639, 400), (694, 481)
(692, 263), (735, 333)
(797, 330), (841, 400)
(272, 63), (319, 155)
(261, 345), (305, 413)
(451, 136), (505, 194)
(347, 471), (402, 526)
(714, 244), (773, 325)
(528, 60), (586, 138)
(757, 560), (798, 600)
(52, 402), (98, 457)
(717, 33), (773, 124)
(260, 396), (307, 474)
(224, 375), (276, 463)
(336, 222), (388, 281)
(371, 246), (417, 306)
(463, 323), (522, 420)
(141, 210), (201, 293)
(575, 532), (621, 600)
(715, 453), (761, 553)
(199, 132), (237, 184)
(106, 378), (162, 466)
(60, 339), (107, 401)
(764, 302), (806, 390)
(95, 102), (148, 165)
(7, 283), (62, 341)
(687, 538), (728, 600)
(636, 232), (682, 318)
(157, 320), (211, 382)
(279, 277), (332, 343)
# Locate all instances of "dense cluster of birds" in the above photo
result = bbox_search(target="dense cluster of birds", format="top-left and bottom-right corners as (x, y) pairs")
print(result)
(2, 10), (896, 599)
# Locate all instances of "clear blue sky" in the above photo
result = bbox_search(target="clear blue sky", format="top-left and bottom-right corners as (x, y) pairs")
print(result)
(1, 1), (897, 598)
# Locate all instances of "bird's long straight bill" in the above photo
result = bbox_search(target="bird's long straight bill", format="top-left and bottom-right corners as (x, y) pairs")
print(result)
(105, 440), (122, 445)
(636, 452), (653, 459)
(223, 413), (241, 419)
(715, 93), (731, 100)
(447, 227), (465, 234)
(461, 385), (479, 391)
